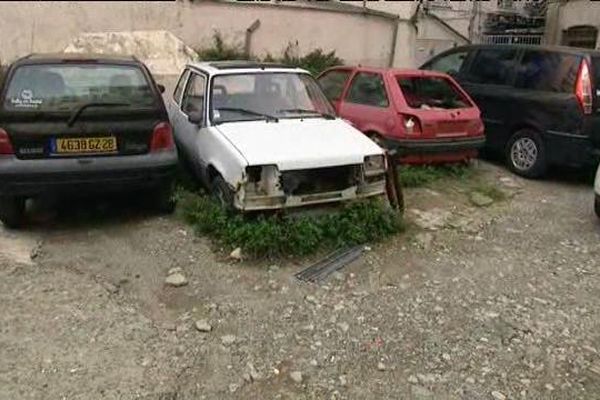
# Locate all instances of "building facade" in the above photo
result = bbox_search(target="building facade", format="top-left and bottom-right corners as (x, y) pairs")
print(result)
(545, 0), (599, 49)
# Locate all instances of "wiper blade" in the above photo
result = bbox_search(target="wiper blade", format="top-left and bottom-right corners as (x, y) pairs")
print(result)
(67, 102), (130, 127)
(216, 107), (278, 122)
(278, 108), (336, 120)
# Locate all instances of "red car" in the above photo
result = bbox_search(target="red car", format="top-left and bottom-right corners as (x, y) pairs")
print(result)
(317, 66), (485, 164)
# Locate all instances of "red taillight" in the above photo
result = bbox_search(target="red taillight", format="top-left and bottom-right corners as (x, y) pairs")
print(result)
(150, 122), (174, 152)
(0, 128), (14, 155)
(575, 59), (593, 115)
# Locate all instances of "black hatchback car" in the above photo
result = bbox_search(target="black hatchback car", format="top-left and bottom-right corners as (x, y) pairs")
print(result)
(421, 44), (600, 178)
(0, 54), (178, 228)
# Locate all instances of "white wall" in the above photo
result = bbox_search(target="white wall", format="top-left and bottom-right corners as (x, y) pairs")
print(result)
(0, 0), (400, 68)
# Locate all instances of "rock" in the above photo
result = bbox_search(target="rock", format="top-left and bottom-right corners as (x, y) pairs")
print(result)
(339, 375), (348, 386)
(414, 232), (433, 249)
(337, 322), (349, 333)
(305, 295), (318, 304)
(268, 265), (279, 273)
(246, 362), (260, 381)
(165, 273), (188, 287)
(194, 319), (212, 333)
(470, 192), (494, 207)
(411, 385), (434, 400)
(499, 176), (521, 189)
(290, 371), (303, 384)
(377, 362), (386, 371)
(409, 208), (452, 231)
(491, 391), (506, 400)
(168, 267), (183, 275)
(408, 375), (419, 384)
(230, 247), (243, 260)
(466, 377), (475, 384)
(221, 335), (237, 346)
(442, 353), (451, 361)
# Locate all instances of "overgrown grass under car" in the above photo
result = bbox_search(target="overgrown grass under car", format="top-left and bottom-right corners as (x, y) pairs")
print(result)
(398, 164), (474, 188)
(177, 189), (404, 259)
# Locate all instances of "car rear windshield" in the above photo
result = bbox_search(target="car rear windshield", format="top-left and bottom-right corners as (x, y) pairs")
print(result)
(396, 76), (471, 109)
(2, 63), (156, 111)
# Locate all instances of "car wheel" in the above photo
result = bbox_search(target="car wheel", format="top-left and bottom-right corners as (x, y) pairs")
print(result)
(153, 182), (176, 214)
(0, 197), (26, 229)
(595, 195), (600, 219)
(505, 129), (547, 178)
(211, 176), (235, 211)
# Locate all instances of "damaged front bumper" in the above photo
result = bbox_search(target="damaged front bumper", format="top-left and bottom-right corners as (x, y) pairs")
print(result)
(234, 164), (386, 211)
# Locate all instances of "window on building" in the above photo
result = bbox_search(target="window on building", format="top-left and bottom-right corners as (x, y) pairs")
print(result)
(514, 51), (581, 93)
(562, 26), (598, 50)
(345, 72), (389, 108)
(464, 49), (518, 85)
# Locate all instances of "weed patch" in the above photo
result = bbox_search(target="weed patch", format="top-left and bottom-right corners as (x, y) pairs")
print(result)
(195, 32), (343, 75)
(177, 190), (404, 259)
(398, 164), (474, 188)
(470, 183), (507, 201)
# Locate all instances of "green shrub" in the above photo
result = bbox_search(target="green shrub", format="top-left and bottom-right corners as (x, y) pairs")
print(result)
(179, 190), (404, 259)
(195, 33), (343, 75)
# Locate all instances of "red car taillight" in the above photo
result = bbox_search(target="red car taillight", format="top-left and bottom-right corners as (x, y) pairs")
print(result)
(150, 122), (174, 152)
(0, 128), (14, 155)
(575, 59), (593, 115)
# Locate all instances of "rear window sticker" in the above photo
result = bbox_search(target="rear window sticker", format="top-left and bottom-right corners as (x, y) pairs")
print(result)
(10, 89), (43, 108)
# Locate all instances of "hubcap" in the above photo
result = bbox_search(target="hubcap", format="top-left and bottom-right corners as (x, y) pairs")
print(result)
(510, 137), (538, 171)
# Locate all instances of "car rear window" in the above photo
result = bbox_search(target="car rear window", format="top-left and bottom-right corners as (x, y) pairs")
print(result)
(2, 63), (156, 111)
(514, 51), (582, 93)
(396, 76), (471, 109)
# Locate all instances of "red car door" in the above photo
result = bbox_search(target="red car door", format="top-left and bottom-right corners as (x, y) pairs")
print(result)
(337, 71), (397, 136)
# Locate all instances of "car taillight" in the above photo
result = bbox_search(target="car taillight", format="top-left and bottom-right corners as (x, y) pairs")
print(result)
(0, 128), (14, 155)
(400, 114), (422, 135)
(575, 59), (593, 115)
(150, 122), (174, 152)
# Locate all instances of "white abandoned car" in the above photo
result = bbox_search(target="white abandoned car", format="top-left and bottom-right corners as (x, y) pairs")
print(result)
(167, 61), (387, 211)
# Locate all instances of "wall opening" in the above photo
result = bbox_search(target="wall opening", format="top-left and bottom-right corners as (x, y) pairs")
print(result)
(562, 25), (598, 49)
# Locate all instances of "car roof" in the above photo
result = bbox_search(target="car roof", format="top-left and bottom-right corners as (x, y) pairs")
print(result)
(443, 43), (600, 57)
(12, 53), (141, 66)
(323, 65), (452, 78)
(187, 61), (309, 75)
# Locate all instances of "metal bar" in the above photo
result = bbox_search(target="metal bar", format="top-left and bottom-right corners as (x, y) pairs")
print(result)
(295, 245), (363, 283)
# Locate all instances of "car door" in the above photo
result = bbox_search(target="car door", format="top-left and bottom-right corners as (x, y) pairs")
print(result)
(337, 71), (396, 136)
(169, 69), (190, 153)
(458, 48), (521, 152)
(172, 70), (209, 171)
(316, 68), (353, 114)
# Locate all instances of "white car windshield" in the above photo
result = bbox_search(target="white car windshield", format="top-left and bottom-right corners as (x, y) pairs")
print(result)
(211, 72), (336, 123)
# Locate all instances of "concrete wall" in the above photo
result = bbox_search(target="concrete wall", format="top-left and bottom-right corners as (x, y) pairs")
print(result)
(544, 0), (600, 48)
(0, 0), (404, 68)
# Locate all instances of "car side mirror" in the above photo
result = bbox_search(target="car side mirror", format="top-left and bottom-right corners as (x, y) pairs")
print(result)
(187, 110), (203, 125)
(157, 84), (166, 94)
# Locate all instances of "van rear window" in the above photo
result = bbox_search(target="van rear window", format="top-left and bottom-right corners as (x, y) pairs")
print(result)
(396, 76), (471, 109)
(2, 64), (155, 111)
(514, 51), (581, 93)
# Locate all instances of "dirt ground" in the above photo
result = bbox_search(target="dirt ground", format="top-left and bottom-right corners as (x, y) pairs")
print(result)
(1, 161), (600, 400)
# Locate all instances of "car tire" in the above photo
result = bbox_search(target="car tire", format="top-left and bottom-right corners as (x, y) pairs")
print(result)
(505, 129), (547, 179)
(211, 175), (235, 211)
(0, 197), (26, 229)
(595, 195), (600, 219)
(153, 182), (176, 214)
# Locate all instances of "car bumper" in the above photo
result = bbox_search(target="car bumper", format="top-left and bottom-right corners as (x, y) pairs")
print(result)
(0, 151), (178, 197)
(382, 136), (486, 155)
(237, 180), (386, 211)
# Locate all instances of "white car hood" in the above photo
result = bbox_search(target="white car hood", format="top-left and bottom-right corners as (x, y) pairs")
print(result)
(215, 118), (383, 170)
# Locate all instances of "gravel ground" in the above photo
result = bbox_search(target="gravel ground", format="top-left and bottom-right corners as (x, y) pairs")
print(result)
(1, 161), (600, 400)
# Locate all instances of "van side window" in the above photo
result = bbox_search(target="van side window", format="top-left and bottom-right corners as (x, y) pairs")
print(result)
(181, 73), (206, 115)
(515, 51), (581, 93)
(464, 49), (518, 85)
(173, 69), (190, 105)
(318, 69), (351, 101)
(345, 72), (389, 108)
(425, 51), (468, 76)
